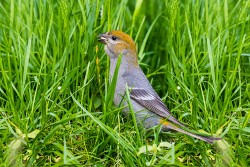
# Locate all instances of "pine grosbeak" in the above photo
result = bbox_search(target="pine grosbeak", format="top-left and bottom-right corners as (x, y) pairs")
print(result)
(98, 30), (221, 144)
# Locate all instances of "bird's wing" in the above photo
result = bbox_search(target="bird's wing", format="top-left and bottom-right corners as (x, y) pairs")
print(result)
(130, 88), (185, 127)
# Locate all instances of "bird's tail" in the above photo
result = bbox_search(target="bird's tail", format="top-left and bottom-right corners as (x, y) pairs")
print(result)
(161, 121), (221, 144)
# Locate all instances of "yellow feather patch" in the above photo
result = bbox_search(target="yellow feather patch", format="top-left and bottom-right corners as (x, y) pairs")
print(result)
(160, 119), (170, 126)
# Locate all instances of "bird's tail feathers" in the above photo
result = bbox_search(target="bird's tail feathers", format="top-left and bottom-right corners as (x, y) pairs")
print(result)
(161, 121), (221, 144)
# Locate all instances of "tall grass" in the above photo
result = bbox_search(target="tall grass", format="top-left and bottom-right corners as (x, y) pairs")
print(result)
(0, 0), (249, 166)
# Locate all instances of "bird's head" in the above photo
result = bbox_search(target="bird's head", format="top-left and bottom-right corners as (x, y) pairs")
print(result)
(98, 30), (137, 59)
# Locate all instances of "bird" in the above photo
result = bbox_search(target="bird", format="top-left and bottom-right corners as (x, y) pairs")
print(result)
(98, 30), (221, 144)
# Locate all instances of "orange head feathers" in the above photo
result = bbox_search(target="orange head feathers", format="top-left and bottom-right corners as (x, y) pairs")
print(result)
(98, 30), (137, 58)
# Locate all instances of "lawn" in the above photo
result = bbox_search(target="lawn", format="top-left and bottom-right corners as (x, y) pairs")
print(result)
(0, 0), (250, 166)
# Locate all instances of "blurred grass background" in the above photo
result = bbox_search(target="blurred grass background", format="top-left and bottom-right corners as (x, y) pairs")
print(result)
(0, 0), (249, 166)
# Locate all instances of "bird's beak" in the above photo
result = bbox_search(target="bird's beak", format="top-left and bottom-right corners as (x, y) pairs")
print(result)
(98, 33), (107, 44)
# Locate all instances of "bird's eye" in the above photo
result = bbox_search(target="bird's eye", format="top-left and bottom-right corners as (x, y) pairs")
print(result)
(112, 36), (117, 40)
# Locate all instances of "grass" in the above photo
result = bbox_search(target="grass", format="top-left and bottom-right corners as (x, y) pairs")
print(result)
(0, 0), (250, 166)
